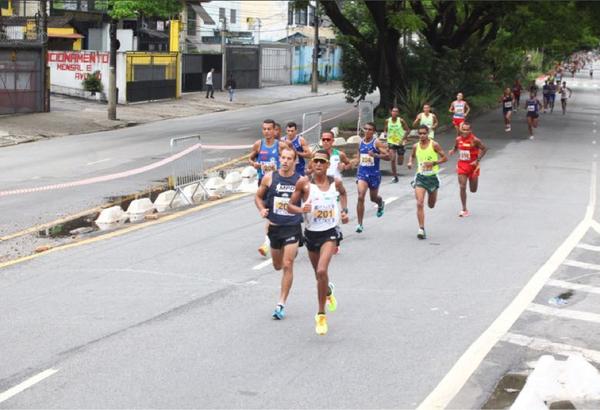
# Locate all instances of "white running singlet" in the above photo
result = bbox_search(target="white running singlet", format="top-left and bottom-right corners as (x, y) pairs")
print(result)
(304, 178), (340, 232)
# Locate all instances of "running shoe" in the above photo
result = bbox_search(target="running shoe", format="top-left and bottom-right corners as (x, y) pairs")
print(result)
(417, 228), (426, 240)
(377, 201), (385, 217)
(272, 304), (285, 320)
(507, 126), (511, 131)
(315, 314), (328, 335)
(392, 176), (399, 183)
(459, 210), (470, 217)
(258, 242), (270, 257)
(356, 224), (364, 233)
(326, 283), (337, 312)
(529, 135), (535, 140)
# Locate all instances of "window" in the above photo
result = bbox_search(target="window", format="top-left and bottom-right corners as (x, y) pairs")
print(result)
(288, 3), (294, 25)
(308, 5), (315, 27)
(295, 7), (307, 26)
(230, 9), (236, 24)
(187, 5), (197, 36)
(219, 7), (225, 22)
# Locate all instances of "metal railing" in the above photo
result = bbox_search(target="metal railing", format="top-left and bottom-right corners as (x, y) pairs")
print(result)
(170, 135), (208, 205)
(302, 111), (322, 148)
(357, 100), (374, 138)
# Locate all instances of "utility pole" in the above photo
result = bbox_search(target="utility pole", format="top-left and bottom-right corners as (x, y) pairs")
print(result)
(108, 18), (117, 120)
(221, 17), (227, 91)
(40, 0), (49, 112)
(257, 18), (261, 44)
(311, 1), (319, 93)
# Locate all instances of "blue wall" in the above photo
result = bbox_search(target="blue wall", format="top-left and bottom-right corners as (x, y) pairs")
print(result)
(292, 45), (342, 84)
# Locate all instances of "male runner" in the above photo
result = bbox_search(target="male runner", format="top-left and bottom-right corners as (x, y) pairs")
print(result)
(559, 81), (572, 115)
(284, 121), (311, 176)
(274, 123), (282, 141)
(449, 93), (470, 136)
(548, 80), (557, 113)
(384, 107), (410, 183)
(249, 119), (283, 256)
(512, 79), (522, 111)
(413, 103), (439, 139)
(407, 125), (448, 239)
(287, 150), (349, 335)
(542, 80), (550, 113)
(500, 88), (514, 132)
(448, 122), (487, 217)
(525, 92), (542, 140)
(355, 122), (389, 233)
(255, 148), (303, 320)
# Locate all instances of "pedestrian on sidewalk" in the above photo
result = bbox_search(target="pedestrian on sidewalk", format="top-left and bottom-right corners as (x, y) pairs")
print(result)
(205, 68), (215, 99)
(225, 75), (236, 102)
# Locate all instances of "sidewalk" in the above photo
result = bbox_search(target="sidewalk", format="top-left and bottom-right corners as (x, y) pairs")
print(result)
(0, 82), (343, 147)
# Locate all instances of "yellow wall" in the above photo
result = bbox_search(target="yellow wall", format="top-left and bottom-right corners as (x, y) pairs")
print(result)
(48, 28), (81, 51)
(1, 0), (12, 16)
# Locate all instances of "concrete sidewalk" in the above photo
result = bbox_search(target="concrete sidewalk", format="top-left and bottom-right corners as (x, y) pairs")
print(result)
(0, 82), (344, 147)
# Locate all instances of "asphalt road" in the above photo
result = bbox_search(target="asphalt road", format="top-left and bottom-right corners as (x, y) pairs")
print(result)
(1, 66), (600, 408)
(0, 92), (357, 237)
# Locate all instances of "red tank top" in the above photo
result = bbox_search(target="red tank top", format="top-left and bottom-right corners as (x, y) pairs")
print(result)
(456, 134), (480, 163)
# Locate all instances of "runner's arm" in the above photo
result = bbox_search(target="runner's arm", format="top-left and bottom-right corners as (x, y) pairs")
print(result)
(248, 140), (261, 169)
(401, 118), (410, 133)
(254, 172), (272, 218)
(449, 102), (454, 113)
(432, 114), (439, 130)
(412, 113), (421, 128)
(448, 137), (458, 156)
(286, 177), (309, 214)
(464, 102), (471, 117)
(474, 138), (488, 163)
(375, 139), (390, 161)
(339, 151), (352, 171)
(407, 144), (417, 169)
(297, 137), (312, 159)
(383, 119), (389, 134)
(335, 179), (350, 224)
(432, 142), (448, 165)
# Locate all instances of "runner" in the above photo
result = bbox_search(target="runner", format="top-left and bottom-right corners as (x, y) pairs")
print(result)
(384, 107), (410, 183)
(287, 150), (350, 335)
(542, 80), (550, 113)
(500, 88), (514, 132)
(407, 125), (448, 239)
(413, 103), (438, 139)
(512, 79), (522, 111)
(525, 92), (542, 140)
(448, 122), (488, 217)
(274, 122), (282, 141)
(548, 80), (557, 113)
(559, 81), (572, 115)
(449, 93), (470, 136)
(254, 148), (303, 320)
(355, 122), (389, 233)
(249, 119), (283, 257)
(284, 121), (311, 176)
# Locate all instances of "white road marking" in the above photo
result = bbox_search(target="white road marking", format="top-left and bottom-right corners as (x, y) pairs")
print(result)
(576, 243), (600, 252)
(252, 259), (273, 270)
(0, 368), (59, 404)
(563, 259), (600, 271)
(416, 162), (597, 410)
(502, 332), (600, 364)
(31, 176), (40, 180)
(236, 126), (251, 131)
(547, 279), (600, 295)
(385, 196), (399, 204)
(527, 303), (600, 324)
(86, 158), (111, 166)
(591, 220), (600, 234)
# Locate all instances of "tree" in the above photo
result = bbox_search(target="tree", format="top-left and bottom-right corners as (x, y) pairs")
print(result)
(107, 0), (182, 120)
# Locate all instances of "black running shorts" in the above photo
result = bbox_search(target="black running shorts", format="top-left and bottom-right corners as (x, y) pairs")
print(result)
(304, 227), (343, 252)
(268, 224), (303, 250)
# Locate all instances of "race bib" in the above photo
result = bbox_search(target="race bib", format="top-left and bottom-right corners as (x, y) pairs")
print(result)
(455, 105), (464, 114)
(359, 153), (375, 167)
(527, 105), (535, 112)
(459, 150), (471, 161)
(504, 101), (512, 108)
(420, 162), (435, 176)
(313, 204), (336, 222)
(273, 196), (291, 216)
(261, 160), (277, 172)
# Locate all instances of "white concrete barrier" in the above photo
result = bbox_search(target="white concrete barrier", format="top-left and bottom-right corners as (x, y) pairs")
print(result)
(241, 166), (258, 179)
(95, 205), (128, 230)
(224, 171), (243, 192)
(331, 126), (339, 138)
(205, 176), (226, 198)
(347, 135), (361, 144)
(127, 198), (154, 223)
(333, 137), (347, 146)
(239, 178), (258, 193)
(153, 190), (184, 212)
(183, 183), (205, 203)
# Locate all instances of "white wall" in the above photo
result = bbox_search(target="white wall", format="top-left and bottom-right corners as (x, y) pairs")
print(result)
(240, 1), (289, 43)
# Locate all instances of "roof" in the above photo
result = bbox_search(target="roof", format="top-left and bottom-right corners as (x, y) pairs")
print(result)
(190, 3), (215, 25)
(138, 27), (169, 40)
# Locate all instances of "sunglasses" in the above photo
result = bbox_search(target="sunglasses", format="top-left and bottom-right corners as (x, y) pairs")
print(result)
(321, 138), (333, 142)
(418, 132), (428, 135)
(313, 158), (329, 164)
(364, 128), (375, 131)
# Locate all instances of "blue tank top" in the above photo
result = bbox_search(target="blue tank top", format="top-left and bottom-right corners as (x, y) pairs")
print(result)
(257, 139), (280, 180)
(357, 137), (380, 177)
(526, 99), (540, 114)
(265, 172), (302, 225)
(290, 136), (305, 175)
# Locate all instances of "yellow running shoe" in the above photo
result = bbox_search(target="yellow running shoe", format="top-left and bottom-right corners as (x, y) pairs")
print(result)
(315, 314), (328, 335)
(258, 242), (270, 257)
(326, 282), (337, 312)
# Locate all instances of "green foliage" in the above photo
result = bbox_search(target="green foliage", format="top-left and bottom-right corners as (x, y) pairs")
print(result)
(339, 42), (376, 103)
(108, 0), (182, 20)
(397, 82), (441, 122)
(82, 71), (103, 94)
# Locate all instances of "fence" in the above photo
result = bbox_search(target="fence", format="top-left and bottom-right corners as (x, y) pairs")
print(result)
(357, 100), (374, 138)
(170, 136), (208, 205)
(126, 52), (178, 102)
(302, 111), (322, 148)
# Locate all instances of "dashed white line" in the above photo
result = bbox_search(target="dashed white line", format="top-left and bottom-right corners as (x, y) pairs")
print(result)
(563, 259), (600, 271)
(527, 303), (600, 324)
(86, 158), (111, 166)
(547, 279), (600, 295)
(236, 126), (251, 131)
(252, 259), (273, 271)
(502, 332), (600, 364)
(0, 368), (59, 404)
(576, 243), (600, 252)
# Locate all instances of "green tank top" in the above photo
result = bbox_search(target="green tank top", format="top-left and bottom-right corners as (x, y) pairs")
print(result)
(386, 117), (405, 145)
(416, 140), (439, 176)
(419, 113), (435, 139)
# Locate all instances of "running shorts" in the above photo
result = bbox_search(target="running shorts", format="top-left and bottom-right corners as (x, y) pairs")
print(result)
(388, 143), (406, 155)
(457, 161), (480, 179)
(268, 224), (303, 250)
(452, 117), (465, 128)
(411, 173), (440, 193)
(527, 112), (539, 119)
(304, 227), (343, 252)
(356, 173), (381, 189)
